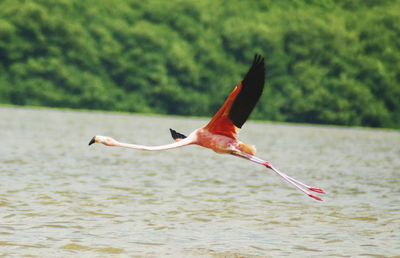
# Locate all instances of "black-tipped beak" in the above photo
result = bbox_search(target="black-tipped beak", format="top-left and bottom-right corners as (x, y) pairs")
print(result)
(88, 136), (96, 146)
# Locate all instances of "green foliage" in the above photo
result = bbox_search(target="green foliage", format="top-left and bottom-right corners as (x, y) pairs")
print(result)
(0, 0), (399, 128)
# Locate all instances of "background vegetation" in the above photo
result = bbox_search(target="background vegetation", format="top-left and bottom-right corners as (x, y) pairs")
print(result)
(0, 0), (399, 128)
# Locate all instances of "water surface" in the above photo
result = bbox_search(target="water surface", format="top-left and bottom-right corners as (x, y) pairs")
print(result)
(1, 107), (399, 257)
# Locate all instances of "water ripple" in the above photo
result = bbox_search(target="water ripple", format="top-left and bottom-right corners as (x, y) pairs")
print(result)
(0, 107), (399, 257)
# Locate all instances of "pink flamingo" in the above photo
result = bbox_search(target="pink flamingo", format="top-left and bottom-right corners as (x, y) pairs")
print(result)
(89, 54), (324, 201)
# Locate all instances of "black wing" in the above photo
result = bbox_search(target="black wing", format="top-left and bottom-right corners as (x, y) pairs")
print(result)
(228, 54), (265, 128)
(169, 128), (187, 141)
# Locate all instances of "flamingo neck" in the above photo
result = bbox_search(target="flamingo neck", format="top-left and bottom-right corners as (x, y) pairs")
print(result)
(109, 132), (197, 151)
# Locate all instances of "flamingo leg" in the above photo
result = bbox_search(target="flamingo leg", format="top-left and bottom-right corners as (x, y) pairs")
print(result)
(249, 155), (325, 194)
(230, 148), (324, 201)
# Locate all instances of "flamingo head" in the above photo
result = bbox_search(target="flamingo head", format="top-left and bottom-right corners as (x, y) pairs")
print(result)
(88, 135), (117, 146)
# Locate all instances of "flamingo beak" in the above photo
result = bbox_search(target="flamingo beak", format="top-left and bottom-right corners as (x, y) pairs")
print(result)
(88, 136), (96, 146)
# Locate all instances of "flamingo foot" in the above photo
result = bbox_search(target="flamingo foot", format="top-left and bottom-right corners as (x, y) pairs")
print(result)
(309, 187), (325, 194)
(308, 193), (323, 201)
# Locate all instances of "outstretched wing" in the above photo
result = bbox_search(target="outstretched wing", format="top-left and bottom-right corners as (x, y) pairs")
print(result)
(170, 128), (186, 141)
(229, 54), (265, 128)
(204, 54), (265, 139)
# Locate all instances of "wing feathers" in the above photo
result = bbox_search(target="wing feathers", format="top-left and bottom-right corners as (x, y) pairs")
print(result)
(203, 54), (265, 139)
(229, 54), (265, 128)
(170, 128), (187, 141)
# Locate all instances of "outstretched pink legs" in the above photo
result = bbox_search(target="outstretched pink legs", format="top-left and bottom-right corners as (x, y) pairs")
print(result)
(231, 149), (325, 201)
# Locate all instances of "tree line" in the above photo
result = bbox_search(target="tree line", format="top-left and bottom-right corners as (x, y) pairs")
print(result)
(0, 0), (399, 128)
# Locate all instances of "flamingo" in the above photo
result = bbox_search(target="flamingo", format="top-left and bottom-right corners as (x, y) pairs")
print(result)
(89, 54), (324, 201)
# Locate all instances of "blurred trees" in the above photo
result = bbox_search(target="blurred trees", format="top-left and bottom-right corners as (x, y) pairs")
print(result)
(0, 0), (399, 128)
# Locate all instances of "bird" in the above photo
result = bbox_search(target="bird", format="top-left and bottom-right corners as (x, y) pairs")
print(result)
(89, 54), (324, 201)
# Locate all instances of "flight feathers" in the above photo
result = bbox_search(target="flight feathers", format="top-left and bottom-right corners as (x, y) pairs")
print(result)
(170, 54), (265, 142)
(228, 54), (265, 128)
(170, 128), (187, 141)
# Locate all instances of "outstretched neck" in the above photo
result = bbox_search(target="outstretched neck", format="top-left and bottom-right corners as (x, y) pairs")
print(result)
(111, 133), (196, 151)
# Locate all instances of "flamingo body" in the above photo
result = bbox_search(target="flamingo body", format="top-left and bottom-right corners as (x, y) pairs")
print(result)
(89, 54), (324, 201)
(193, 128), (254, 155)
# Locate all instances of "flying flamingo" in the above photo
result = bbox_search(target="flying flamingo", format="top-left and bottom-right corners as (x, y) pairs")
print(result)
(89, 54), (324, 201)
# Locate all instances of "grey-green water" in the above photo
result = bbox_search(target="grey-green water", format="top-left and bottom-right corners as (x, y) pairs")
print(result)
(1, 107), (399, 257)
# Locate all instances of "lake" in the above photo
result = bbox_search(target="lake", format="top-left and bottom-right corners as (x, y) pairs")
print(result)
(0, 106), (399, 257)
